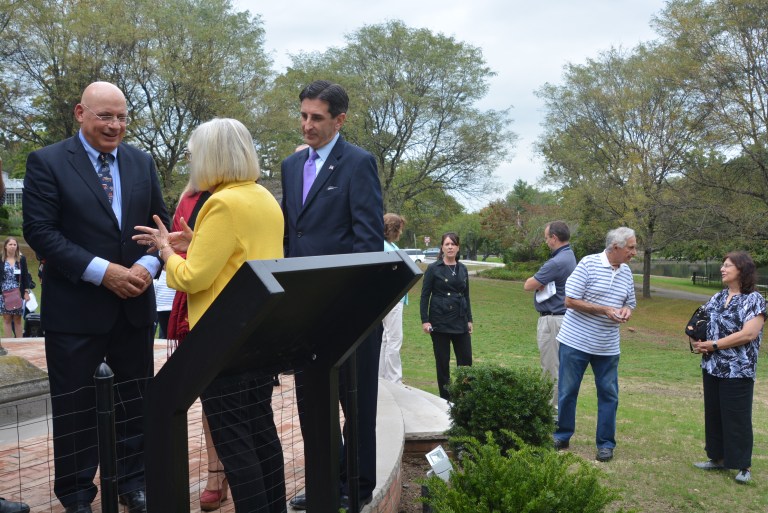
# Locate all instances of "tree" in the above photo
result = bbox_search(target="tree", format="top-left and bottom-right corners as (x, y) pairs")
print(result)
(438, 213), (484, 261)
(399, 188), (464, 249)
(260, 20), (516, 211)
(479, 181), (562, 263)
(536, 44), (709, 297)
(0, 0), (271, 197)
(655, 0), (768, 239)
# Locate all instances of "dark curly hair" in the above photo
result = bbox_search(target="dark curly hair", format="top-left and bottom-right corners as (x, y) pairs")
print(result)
(724, 251), (757, 294)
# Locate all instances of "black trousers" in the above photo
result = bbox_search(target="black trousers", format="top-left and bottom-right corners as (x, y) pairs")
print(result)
(156, 310), (170, 339)
(294, 326), (382, 500)
(45, 315), (154, 507)
(202, 374), (287, 513)
(702, 370), (754, 469)
(430, 331), (472, 400)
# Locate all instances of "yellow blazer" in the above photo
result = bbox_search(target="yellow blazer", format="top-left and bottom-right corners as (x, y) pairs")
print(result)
(165, 180), (284, 327)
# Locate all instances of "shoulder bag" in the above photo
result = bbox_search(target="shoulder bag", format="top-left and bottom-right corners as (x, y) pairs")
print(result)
(2, 288), (23, 311)
(685, 305), (709, 351)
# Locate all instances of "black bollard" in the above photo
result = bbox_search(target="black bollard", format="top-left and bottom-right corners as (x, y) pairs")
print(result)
(421, 484), (433, 513)
(95, 362), (119, 513)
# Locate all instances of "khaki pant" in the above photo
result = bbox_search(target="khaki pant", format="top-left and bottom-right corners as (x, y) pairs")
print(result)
(537, 315), (564, 407)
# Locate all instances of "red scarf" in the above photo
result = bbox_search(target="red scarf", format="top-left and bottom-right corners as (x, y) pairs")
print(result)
(166, 291), (189, 357)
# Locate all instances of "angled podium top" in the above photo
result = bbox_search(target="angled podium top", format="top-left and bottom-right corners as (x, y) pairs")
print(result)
(151, 250), (423, 410)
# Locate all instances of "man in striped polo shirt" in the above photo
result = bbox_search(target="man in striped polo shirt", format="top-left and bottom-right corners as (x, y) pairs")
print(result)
(553, 227), (637, 463)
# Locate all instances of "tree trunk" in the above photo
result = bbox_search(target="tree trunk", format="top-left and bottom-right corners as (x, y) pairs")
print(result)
(642, 249), (652, 299)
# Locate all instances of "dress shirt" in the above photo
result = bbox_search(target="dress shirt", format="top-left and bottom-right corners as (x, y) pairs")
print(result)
(79, 131), (161, 285)
(309, 132), (340, 176)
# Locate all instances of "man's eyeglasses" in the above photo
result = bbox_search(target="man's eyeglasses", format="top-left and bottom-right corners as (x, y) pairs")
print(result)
(82, 104), (131, 125)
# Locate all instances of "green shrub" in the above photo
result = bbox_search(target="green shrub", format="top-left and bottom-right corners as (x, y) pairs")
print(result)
(446, 364), (554, 452)
(423, 433), (626, 513)
(479, 261), (541, 281)
(5, 205), (22, 235)
(0, 206), (9, 234)
(478, 267), (519, 280)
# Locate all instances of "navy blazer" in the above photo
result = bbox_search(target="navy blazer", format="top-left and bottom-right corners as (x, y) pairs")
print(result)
(281, 135), (383, 257)
(23, 136), (169, 334)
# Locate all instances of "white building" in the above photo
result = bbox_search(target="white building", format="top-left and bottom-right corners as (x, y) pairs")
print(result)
(2, 172), (23, 207)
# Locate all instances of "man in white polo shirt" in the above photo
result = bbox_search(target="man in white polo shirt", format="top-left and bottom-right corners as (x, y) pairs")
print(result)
(553, 227), (637, 463)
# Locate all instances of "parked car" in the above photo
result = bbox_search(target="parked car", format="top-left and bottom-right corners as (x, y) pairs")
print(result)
(423, 247), (440, 259)
(403, 248), (425, 263)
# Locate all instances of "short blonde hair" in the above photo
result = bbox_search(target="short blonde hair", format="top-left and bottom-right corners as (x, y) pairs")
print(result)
(188, 118), (260, 191)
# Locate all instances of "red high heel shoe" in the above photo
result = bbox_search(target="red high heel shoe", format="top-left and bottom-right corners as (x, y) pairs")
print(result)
(200, 469), (229, 511)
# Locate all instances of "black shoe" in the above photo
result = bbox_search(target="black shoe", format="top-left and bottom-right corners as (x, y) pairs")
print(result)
(553, 438), (569, 451)
(119, 490), (147, 513)
(63, 504), (92, 513)
(0, 498), (30, 513)
(596, 447), (614, 462)
(289, 493), (307, 510)
(340, 494), (372, 511)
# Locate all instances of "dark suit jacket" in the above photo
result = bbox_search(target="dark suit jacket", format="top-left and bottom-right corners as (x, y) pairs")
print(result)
(281, 135), (383, 257)
(23, 136), (169, 334)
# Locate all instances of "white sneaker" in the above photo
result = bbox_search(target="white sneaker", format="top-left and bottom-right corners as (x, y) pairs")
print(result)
(735, 469), (751, 483)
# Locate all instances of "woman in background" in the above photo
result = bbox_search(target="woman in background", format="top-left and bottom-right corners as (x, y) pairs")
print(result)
(420, 232), (473, 400)
(691, 251), (765, 483)
(1, 237), (31, 338)
(135, 118), (286, 512)
(380, 213), (407, 384)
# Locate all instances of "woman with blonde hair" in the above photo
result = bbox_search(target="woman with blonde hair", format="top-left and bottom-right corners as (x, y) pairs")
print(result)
(135, 118), (286, 512)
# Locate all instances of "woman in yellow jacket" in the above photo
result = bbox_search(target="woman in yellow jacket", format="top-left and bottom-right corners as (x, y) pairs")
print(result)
(135, 118), (286, 513)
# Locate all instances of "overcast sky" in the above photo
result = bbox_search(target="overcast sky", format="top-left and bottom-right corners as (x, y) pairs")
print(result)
(234, 0), (668, 207)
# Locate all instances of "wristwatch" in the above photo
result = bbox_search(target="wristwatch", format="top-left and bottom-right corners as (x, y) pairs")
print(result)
(712, 342), (718, 351)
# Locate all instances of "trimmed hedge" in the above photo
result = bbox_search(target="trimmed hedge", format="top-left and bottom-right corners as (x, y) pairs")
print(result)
(423, 433), (626, 513)
(446, 364), (554, 452)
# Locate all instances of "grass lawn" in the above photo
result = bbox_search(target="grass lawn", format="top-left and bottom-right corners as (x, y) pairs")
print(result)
(401, 275), (768, 512)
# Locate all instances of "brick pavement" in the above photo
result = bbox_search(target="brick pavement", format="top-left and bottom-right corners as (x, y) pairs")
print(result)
(0, 339), (306, 513)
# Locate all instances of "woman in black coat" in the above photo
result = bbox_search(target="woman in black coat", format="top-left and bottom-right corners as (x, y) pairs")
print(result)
(420, 232), (473, 400)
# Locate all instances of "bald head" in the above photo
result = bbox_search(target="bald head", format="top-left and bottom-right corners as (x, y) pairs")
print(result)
(81, 81), (126, 105)
(75, 82), (128, 153)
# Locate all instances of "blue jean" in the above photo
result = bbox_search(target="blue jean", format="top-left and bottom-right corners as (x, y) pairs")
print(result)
(555, 343), (620, 449)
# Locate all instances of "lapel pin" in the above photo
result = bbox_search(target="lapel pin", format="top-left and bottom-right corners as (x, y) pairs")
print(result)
(329, 165), (334, 170)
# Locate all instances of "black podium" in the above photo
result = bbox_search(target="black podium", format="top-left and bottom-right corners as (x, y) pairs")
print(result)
(144, 251), (422, 512)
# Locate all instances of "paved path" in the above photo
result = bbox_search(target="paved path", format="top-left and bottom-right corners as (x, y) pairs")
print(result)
(634, 283), (711, 303)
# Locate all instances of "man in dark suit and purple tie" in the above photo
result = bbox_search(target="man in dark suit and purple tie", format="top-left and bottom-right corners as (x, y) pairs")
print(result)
(23, 81), (169, 513)
(281, 80), (384, 511)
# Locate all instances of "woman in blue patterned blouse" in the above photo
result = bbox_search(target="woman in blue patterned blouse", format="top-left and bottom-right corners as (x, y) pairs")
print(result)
(691, 251), (766, 483)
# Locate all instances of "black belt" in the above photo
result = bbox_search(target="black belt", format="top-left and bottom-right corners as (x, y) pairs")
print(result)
(540, 311), (565, 317)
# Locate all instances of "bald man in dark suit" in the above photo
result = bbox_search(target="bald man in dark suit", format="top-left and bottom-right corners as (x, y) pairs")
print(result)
(23, 81), (169, 513)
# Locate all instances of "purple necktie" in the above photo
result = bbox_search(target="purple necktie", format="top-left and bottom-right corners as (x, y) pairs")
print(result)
(98, 153), (114, 203)
(302, 149), (319, 204)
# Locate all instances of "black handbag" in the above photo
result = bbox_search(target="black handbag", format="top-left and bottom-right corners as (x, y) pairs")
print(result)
(685, 305), (709, 351)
